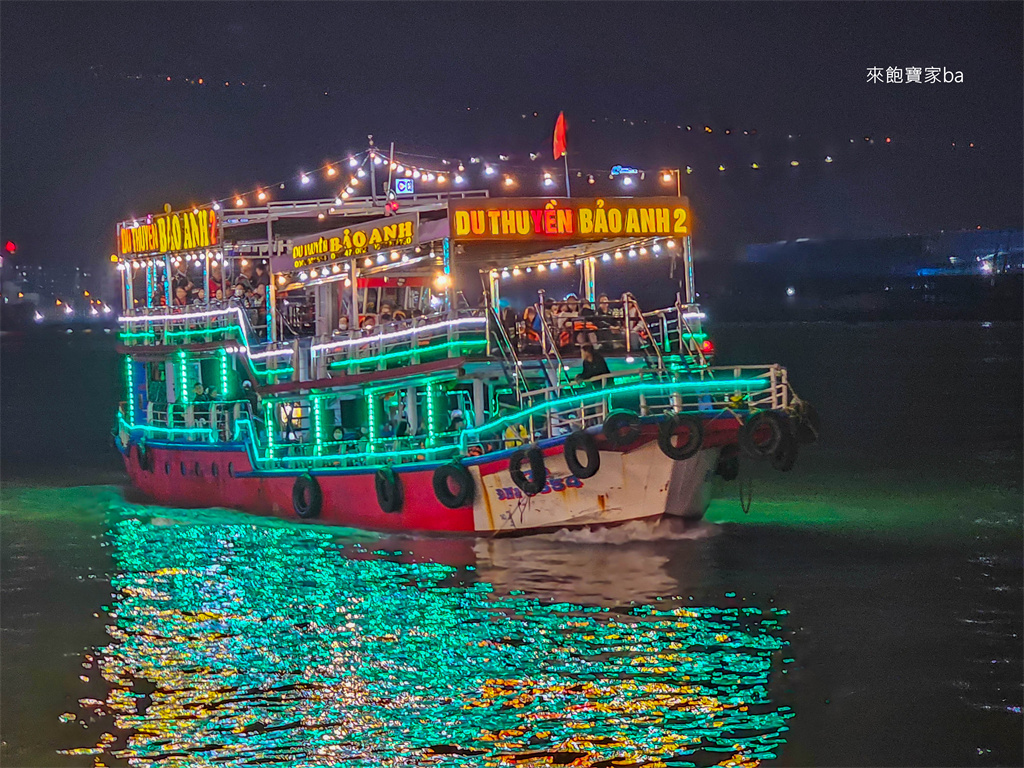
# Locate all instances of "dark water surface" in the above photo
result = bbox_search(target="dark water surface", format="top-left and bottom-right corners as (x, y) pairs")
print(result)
(2, 323), (1021, 767)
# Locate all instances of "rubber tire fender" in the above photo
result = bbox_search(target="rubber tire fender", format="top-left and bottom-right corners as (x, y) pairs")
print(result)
(432, 462), (475, 509)
(739, 410), (787, 459)
(771, 429), (799, 472)
(657, 413), (704, 461)
(375, 467), (404, 513)
(292, 473), (322, 519)
(716, 445), (740, 481)
(602, 410), (642, 448)
(563, 431), (600, 479)
(509, 446), (546, 496)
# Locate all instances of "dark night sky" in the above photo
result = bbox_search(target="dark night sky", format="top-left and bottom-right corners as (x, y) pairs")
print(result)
(2, 2), (1021, 273)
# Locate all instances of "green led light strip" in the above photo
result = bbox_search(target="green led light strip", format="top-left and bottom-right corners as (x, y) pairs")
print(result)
(278, 444), (457, 464)
(118, 412), (216, 441)
(426, 380), (437, 448)
(312, 398), (323, 456)
(328, 339), (487, 370)
(463, 377), (768, 439)
(219, 349), (230, 399)
(164, 324), (244, 340)
(119, 330), (157, 340)
(365, 391), (378, 453)
(252, 366), (294, 378)
(124, 357), (136, 424)
(263, 401), (275, 459)
(177, 350), (190, 406)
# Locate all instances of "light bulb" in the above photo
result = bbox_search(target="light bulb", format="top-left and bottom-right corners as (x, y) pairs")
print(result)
(327, 166), (337, 176)
(301, 174), (310, 184)
(235, 197), (244, 206)
(348, 157), (358, 167)
(455, 175), (465, 184)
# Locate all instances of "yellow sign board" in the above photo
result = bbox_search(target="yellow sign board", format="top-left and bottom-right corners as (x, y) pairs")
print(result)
(449, 197), (690, 241)
(118, 209), (219, 256)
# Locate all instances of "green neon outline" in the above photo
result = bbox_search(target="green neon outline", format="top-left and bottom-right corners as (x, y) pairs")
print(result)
(461, 377), (767, 439)
(327, 339), (487, 369)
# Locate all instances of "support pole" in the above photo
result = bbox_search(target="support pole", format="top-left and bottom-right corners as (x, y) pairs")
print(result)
(349, 258), (359, 328)
(682, 235), (695, 305)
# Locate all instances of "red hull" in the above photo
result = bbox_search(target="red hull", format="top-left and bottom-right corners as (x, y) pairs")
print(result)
(121, 418), (743, 534)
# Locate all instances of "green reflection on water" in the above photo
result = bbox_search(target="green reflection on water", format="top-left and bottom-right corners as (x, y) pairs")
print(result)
(66, 505), (793, 766)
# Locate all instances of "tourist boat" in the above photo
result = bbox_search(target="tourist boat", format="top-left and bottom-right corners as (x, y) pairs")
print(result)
(114, 164), (818, 535)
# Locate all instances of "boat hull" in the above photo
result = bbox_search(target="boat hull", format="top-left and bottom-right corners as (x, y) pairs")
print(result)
(120, 420), (741, 535)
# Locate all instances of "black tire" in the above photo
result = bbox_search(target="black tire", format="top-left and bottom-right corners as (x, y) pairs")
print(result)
(657, 414), (704, 461)
(563, 431), (601, 479)
(509, 446), (546, 496)
(771, 429), (799, 472)
(716, 452), (740, 481)
(602, 410), (642, 447)
(739, 411), (786, 459)
(375, 467), (403, 513)
(292, 473), (322, 519)
(716, 445), (740, 481)
(433, 462), (475, 509)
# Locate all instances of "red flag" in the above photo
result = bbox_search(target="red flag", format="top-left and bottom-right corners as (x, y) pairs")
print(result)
(553, 111), (567, 160)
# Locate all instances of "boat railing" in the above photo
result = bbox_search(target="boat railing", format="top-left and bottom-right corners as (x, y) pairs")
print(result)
(486, 307), (528, 403)
(313, 309), (488, 374)
(119, 303), (269, 348)
(120, 399), (255, 444)
(459, 364), (792, 449)
(532, 301), (579, 398)
(624, 294), (665, 370)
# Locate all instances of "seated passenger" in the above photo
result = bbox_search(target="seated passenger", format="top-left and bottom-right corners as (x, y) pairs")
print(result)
(557, 318), (576, 352)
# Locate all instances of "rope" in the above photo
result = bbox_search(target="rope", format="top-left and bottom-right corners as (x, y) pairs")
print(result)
(739, 465), (754, 514)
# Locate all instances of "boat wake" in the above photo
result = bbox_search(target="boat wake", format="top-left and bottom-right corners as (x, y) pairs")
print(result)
(544, 516), (718, 544)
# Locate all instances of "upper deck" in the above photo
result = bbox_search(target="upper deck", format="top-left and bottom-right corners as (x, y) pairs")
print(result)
(116, 192), (704, 390)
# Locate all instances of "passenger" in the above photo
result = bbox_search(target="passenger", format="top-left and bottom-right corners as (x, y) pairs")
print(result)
(558, 318), (576, 351)
(563, 294), (581, 316)
(254, 263), (271, 289)
(576, 343), (610, 382)
(191, 288), (206, 305)
(448, 409), (466, 432)
(336, 315), (350, 333)
(521, 307), (541, 346)
(174, 287), (189, 306)
(241, 380), (259, 413)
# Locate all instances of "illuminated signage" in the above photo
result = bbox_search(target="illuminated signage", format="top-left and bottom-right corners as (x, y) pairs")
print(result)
(449, 197), (690, 242)
(118, 209), (218, 256)
(273, 213), (418, 272)
(394, 178), (415, 195)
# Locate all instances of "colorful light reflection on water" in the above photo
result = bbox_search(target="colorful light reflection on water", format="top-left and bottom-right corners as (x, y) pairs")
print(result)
(63, 506), (794, 766)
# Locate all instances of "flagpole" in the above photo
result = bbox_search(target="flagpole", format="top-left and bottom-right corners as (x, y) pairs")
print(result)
(563, 150), (571, 197)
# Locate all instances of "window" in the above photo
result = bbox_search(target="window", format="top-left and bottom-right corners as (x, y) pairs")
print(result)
(228, 462), (234, 477)
(211, 463), (219, 478)
(180, 462), (186, 475)
(194, 461), (202, 476)
(164, 462), (170, 475)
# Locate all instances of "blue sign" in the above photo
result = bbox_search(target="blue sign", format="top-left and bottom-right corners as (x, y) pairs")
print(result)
(394, 178), (415, 195)
(610, 165), (640, 176)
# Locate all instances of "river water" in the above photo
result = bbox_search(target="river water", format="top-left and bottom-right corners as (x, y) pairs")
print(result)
(2, 322), (1021, 767)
